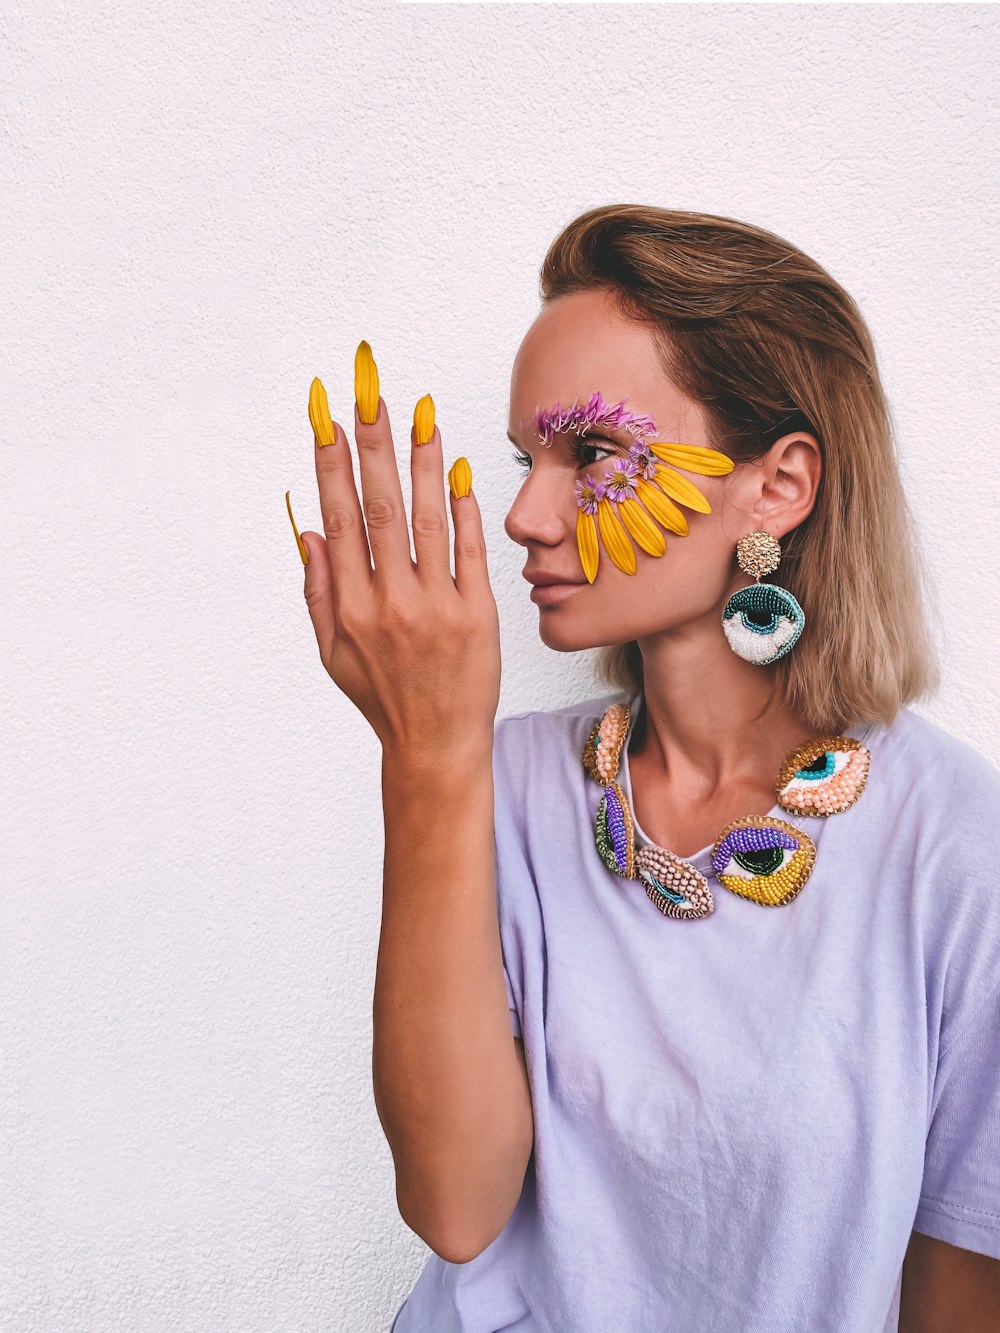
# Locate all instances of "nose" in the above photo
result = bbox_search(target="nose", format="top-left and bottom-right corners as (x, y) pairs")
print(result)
(504, 471), (571, 548)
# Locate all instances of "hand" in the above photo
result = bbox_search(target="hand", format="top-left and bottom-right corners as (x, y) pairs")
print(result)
(295, 361), (501, 758)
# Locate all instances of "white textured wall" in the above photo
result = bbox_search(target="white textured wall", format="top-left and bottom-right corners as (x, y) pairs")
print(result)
(3, 2), (997, 1328)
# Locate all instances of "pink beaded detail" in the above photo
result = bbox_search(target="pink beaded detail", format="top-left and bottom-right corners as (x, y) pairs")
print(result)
(635, 845), (715, 920)
(582, 703), (631, 785)
(775, 736), (872, 817)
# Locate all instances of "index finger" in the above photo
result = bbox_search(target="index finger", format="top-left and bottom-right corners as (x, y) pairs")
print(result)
(309, 376), (373, 593)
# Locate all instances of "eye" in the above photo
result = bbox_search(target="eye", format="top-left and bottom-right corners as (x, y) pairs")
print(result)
(510, 446), (533, 473)
(569, 433), (617, 470)
(711, 816), (817, 907)
(722, 583), (806, 665)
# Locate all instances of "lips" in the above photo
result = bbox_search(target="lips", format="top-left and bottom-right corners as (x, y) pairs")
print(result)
(523, 572), (587, 587)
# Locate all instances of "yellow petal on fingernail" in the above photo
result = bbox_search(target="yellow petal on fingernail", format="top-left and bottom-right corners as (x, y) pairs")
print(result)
(596, 499), (637, 575)
(285, 490), (309, 565)
(576, 509), (599, 583)
(648, 441), (735, 476)
(448, 456), (472, 499)
(617, 497), (666, 557)
(414, 394), (436, 446)
(354, 340), (380, 424)
(308, 376), (337, 447)
(651, 463), (713, 514)
(635, 478), (689, 535)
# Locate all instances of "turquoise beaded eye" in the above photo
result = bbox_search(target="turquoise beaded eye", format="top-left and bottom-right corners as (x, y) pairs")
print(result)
(722, 583), (805, 665)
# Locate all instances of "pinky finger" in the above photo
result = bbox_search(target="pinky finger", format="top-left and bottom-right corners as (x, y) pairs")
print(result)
(287, 491), (336, 658)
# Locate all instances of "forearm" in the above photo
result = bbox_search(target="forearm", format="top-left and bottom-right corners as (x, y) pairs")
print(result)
(372, 736), (533, 1262)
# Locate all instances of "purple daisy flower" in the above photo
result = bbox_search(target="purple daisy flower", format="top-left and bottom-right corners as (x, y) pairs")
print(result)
(627, 441), (659, 481)
(601, 457), (640, 503)
(574, 472), (602, 515)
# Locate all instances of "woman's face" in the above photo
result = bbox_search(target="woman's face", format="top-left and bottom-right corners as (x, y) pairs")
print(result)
(504, 287), (748, 653)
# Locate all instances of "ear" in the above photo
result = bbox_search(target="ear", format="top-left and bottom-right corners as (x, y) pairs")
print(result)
(750, 432), (822, 537)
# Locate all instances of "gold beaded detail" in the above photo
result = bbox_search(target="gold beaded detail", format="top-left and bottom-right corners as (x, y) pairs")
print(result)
(711, 815), (817, 907)
(775, 736), (872, 817)
(736, 530), (782, 579)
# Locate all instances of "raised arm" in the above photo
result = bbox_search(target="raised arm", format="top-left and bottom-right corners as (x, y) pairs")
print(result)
(290, 354), (533, 1264)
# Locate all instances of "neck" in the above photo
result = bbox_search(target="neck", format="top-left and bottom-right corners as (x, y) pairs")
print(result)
(631, 619), (814, 789)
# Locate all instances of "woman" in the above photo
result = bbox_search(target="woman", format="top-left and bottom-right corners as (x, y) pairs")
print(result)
(287, 207), (1000, 1330)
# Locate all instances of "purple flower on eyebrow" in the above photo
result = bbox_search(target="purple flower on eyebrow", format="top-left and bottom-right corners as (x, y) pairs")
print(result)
(533, 391), (658, 449)
(627, 441), (659, 481)
(601, 457), (640, 503)
(574, 473), (602, 515)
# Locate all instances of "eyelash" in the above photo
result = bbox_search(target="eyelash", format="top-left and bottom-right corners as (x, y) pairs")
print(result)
(510, 435), (617, 474)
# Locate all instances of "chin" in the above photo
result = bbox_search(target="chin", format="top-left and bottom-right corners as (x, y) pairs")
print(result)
(536, 612), (631, 654)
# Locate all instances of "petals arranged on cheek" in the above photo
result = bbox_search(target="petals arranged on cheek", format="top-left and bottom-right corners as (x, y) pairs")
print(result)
(617, 497), (666, 557)
(651, 462), (713, 514)
(648, 441), (736, 476)
(576, 508), (600, 583)
(634, 478), (689, 535)
(596, 498), (637, 575)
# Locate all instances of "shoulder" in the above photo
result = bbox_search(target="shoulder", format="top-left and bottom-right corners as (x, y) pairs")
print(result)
(870, 709), (1000, 1019)
(493, 688), (625, 787)
(868, 706), (1000, 824)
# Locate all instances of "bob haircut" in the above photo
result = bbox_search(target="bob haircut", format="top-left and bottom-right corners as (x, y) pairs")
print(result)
(538, 205), (940, 734)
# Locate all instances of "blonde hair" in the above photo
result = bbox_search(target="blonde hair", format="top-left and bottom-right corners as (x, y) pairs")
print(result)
(539, 205), (940, 732)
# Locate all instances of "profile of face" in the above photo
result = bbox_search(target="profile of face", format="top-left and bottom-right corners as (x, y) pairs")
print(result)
(504, 288), (821, 654)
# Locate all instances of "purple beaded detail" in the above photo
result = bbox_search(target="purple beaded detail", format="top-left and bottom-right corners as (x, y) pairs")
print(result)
(711, 824), (798, 875)
(605, 785), (628, 871)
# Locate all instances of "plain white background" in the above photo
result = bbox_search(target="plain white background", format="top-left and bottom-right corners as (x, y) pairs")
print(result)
(3, 2), (998, 1328)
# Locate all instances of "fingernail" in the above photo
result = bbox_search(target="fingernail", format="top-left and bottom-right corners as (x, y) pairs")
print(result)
(354, 340), (380, 425)
(309, 377), (337, 447)
(413, 393), (435, 446)
(448, 457), (472, 499)
(285, 490), (309, 565)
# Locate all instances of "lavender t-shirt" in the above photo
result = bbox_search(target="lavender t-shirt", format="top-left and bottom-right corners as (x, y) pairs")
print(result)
(391, 689), (1000, 1332)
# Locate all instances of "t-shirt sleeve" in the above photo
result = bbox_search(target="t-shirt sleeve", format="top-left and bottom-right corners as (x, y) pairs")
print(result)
(504, 961), (522, 1039)
(492, 712), (539, 1047)
(913, 973), (1000, 1259)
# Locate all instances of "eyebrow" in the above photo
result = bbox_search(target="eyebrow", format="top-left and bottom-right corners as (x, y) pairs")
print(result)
(506, 426), (634, 449)
(531, 393), (659, 449)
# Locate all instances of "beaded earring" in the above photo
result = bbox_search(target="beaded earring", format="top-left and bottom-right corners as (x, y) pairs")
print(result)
(722, 530), (805, 665)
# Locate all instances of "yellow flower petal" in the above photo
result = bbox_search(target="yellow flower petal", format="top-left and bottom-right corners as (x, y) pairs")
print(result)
(648, 441), (735, 475)
(354, 340), (380, 424)
(635, 478), (689, 535)
(652, 463), (713, 514)
(308, 377), (337, 447)
(617, 497), (666, 557)
(576, 509), (600, 583)
(448, 456), (472, 499)
(596, 499), (637, 575)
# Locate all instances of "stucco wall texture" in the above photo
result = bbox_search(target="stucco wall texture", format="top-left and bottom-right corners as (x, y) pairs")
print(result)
(3, 2), (997, 1328)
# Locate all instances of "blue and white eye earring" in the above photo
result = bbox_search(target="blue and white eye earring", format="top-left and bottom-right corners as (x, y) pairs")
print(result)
(722, 530), (805, 664)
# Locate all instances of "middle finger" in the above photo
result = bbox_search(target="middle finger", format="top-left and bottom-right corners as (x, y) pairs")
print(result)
(352, 340), (415, 584)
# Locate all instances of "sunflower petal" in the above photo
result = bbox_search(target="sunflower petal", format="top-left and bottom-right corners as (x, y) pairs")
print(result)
(596, 499), (637, 574)
(648, 441), (735, 475)
(652, 464), (713, 514)
(635, 479), (688, 535)
(576, 509), (600, 583)
(617, 497), (666, 557)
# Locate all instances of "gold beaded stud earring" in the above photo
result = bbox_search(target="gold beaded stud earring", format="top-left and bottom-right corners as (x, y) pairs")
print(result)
(721, 530), (805, 664)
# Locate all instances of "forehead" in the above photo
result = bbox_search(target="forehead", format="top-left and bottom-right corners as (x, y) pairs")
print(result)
(507, 289), (682, 441)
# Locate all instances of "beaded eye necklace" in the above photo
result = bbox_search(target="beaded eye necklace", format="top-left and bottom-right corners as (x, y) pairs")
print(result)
(582, 700), (872, 920)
